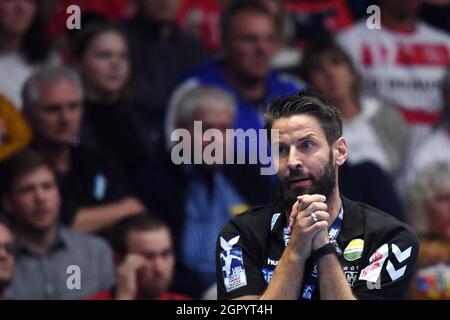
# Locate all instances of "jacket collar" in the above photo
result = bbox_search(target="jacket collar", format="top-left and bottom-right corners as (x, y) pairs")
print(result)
(270, 196), (364, 244)
(16, 225), (68, 256)
(337, 196), (365, 244)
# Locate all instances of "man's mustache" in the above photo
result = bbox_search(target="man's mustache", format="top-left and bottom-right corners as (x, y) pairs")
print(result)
(285, 170), (311, 182)
(57, 122), (72, 131)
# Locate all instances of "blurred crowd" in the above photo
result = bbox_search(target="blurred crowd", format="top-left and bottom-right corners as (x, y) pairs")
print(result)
(0, 0), (449, 300)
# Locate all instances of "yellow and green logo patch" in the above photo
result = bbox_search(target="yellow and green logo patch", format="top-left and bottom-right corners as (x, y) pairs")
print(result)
(343, 239), (364, 261)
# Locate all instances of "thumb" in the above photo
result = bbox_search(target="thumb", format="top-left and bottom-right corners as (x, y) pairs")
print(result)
(288, 200), (300, 234)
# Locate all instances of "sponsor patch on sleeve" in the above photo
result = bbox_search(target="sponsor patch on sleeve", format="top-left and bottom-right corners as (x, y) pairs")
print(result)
(359, 243), (412, 284)
(359, 243), (389, 282)
(220, 247), (247, 292)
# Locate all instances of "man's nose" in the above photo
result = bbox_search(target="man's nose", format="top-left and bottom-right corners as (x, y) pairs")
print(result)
(256, 37), (273, 54)
(322, 60), (339, 79)
(109, 57), (121, 70)
(34, 187), (47, 203)
(153, 257), (166, 274)
(60, 107), (73, 123)
(287, 146), (302, 170)
(0, 245), (9, 260)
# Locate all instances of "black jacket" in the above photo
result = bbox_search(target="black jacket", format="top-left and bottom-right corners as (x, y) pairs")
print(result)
(216, 196), (419, 300)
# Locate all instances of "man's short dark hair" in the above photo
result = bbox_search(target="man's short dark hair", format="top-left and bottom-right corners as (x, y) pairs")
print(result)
(111, 214), (170, 257)
(220, 0), (274, 42)
(0, 149), (56, 195)
(264, 91), (343, 145)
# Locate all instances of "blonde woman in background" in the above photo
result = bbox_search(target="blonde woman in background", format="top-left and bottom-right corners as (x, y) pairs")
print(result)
(407, 162), (450, 299)
(0, 95), (31, 160)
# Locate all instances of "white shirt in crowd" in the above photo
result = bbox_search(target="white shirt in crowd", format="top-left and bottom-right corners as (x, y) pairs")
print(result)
(0, 51), (60, 109)
(337, 20), (450, 150)
(404, 127), (450, 190)
(344, 96), (391, 173)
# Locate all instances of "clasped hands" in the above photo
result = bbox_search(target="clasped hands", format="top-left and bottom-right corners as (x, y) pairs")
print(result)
(286, 194), (331, 260)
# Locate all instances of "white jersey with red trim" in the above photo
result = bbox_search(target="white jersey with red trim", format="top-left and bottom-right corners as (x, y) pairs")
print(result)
(337, 20), (450, 126)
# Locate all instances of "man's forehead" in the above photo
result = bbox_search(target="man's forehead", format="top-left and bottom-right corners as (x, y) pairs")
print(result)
(36, 80), (81, 104)
(196, 106), (233, 122)
(271, 115), (325, 139)
(0, 224), (13, 241)
(38, 78), (78, 92)
(13, 166), (55, 187)
(128, 229), (171, 246)
(230, 11), (275, 33)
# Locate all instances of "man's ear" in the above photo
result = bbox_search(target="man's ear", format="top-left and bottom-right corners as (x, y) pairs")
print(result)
(333, 137), (348, 167)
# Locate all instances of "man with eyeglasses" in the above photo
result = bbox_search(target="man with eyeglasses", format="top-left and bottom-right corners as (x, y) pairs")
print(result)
(0, 215), (14, 300)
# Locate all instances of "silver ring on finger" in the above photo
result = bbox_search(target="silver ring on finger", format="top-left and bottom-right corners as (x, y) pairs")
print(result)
(311, 212), (318, 223)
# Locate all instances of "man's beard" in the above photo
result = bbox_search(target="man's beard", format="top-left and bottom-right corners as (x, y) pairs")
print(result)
(278, 151), (336, 211)
(0, 277), (11, 293)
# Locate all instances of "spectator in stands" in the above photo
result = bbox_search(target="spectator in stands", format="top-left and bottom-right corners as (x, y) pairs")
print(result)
(337, 0), (450, 152)
(299, 38), (408, 176)
(0, 0), (59, 108)
(136, 85), (275, 298)
(169, 1), (302, 142)
(283, 0), (354, 49)
(46, 0), (136, 62)
(404, 65), (450, 189)
(0, 215), (14, 300)
(176, 0), (229, 55)
(0, 149), (116, 299)
(110, 214), (191, 300)
(176, 0), (285, 56)
(176, 0), (354, 62)
(21, 66), (145, 233)
(72, 23), (149, 182)
(407, 161), (450, 299)
(0, 95), (32, 160)
(120, 0), (206, 142)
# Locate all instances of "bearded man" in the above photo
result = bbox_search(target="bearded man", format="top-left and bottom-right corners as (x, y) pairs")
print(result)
(216, 91), (419, 300)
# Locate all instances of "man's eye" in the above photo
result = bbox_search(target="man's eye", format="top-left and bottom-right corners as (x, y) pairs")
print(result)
(119, 53), (128, 60)
(18, 186), (33, 195)
(43, 105), (60, 113)
(300, 141), (315, 150)
(96, 51), (113, 59)
(161, 249), (173, 259)
(143, 253), (155, 261)
(68, 102), (81, 111)
(279, 146), (289, 154)
(42, 182), (55, 190)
